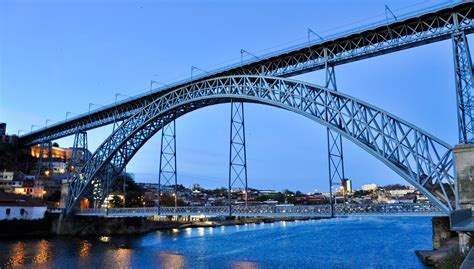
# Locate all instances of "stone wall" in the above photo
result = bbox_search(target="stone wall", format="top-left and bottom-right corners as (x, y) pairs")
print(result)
(454, 144), (474, 253)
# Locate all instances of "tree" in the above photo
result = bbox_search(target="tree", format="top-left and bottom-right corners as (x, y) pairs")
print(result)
(159, 193), (187, 206)
(383, 184), (408, 190)
(112, 173), (145, 207)
(45, 190), (61, 202)
(109, 195), (123, 208)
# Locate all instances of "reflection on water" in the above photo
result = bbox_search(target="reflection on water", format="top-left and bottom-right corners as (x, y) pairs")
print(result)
(99, 236), (111, 242)
(0, 217), (433, 268)
(79, 240), (91, 257)
(197, 227), (205, 237)
(185, 227), (192, 237)
(7, 242), (25, 267)
(159, 251), (186, 269)
(231, 260), (259, 269)
(33, 239), (51, 265)
(105, 248), (132, 268)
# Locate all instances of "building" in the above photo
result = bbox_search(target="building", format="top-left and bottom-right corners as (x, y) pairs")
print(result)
(30, 145), (72, 160)
(0, 192), (47, 220)
(192, 184), (201, 191)
(30, 145), (72, 176)
(361, 183), (378, 191)
(0, 171), (45, 199)
(340, 178), (352, 194)
(0, 170), (14, 181)
(10, 179), (45, 198)
(0, 123), (6, 136)
(388, 189), (414, 197)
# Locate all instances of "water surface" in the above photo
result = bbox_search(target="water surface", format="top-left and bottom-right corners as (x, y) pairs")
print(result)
(0, 217), (433, 268)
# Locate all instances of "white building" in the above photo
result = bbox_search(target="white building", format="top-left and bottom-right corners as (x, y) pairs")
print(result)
(361, 184), (378, 191)
(388, 189), (413, 197)
(0, 170), (14, 181)
(0, 192), (47, 220)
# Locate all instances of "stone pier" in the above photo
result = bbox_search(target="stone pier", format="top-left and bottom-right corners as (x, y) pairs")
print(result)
(454, 144), (474, 253)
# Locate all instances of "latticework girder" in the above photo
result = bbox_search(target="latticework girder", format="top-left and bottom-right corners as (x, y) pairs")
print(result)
(228, 101), (248, 215)
(65, 76), (455, 215)
(452, 31), (474, 144)
(158, 120), (178, 209)
(35, 141), (52, 178)
(325, 64), (345, 217)
(20, 2), (474, 146)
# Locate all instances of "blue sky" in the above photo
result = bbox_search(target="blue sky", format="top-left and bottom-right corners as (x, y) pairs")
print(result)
(0, 0), (466, 192)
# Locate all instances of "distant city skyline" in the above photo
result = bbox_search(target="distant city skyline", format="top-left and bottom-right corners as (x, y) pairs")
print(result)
(1, 0), (464, 192)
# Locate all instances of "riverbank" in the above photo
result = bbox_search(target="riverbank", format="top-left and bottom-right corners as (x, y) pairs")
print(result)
(55, 215), (321, 236)
(0, 213), (322, 237)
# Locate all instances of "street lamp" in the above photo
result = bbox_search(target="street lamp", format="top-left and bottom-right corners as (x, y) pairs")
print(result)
(242, 190), (248, 207)
(45, 119), (57, 127)
(150, 80), (169, 92)
(17, 130), (25, 136)
(307, 28), (324, 45)
(240, 49), (259, 66)
(191, 66), (210, 79)
(31, 124), (39, 132)
(88, 103), (102, 113)
(66, 111), (79, 120)
(115, 93), (131, 103)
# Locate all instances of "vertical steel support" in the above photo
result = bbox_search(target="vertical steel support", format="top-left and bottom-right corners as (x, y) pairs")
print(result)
(228, 101), (248, 216)
(325, 48), (345, 218)
(158, 120), (178, 213)
(36, 141), (52, 178)
(122, 167), (127, 208)
(452, 30), (474, 144)
(69, 131), (92, 205)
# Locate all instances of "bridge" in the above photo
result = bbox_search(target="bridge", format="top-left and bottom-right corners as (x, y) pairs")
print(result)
(76, 204), (446, 218)
(15, 1), (474, 223)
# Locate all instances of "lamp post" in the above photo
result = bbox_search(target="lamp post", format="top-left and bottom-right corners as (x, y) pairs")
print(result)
(307, 28), (324, 45)
(45, 119), (57, 127)
(150, 80), (169, 92)
(66, 111), (78, 120)
(240, 49), (259, 66)
(30, 124), (39, 132)
(88, 103), (102, 113)
(191, 66), (209, 80)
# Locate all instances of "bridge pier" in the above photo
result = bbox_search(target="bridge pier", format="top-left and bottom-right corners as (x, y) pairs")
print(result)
(432, 216), (456, 250)
(454, 144), (474, 253)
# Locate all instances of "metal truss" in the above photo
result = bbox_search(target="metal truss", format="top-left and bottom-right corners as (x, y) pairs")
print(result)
(36, 141), (52, 178)
(20, 2), (474, 146)
(158, 120), (178, 210)
(324, 63), (345, 217)
(452, 30), (474, 144)
(68, 131), (95, 206)
(64, 76), (455, 215)
(70, 131), (89, 171)
(76, 203), (445, 218)
(228, 101), (248, 216)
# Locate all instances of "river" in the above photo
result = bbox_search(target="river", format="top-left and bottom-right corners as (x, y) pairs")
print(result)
(0, 216), (433, 268)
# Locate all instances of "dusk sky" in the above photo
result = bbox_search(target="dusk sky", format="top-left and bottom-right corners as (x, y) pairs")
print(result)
(0, 0), (466, 192)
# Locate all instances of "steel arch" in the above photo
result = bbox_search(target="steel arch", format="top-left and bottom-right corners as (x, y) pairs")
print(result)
(66, 76), (455, 215)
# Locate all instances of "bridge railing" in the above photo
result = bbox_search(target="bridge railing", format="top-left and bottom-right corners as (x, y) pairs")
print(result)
(332, 203), (443, 215)
(75, 203), (445, 217)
